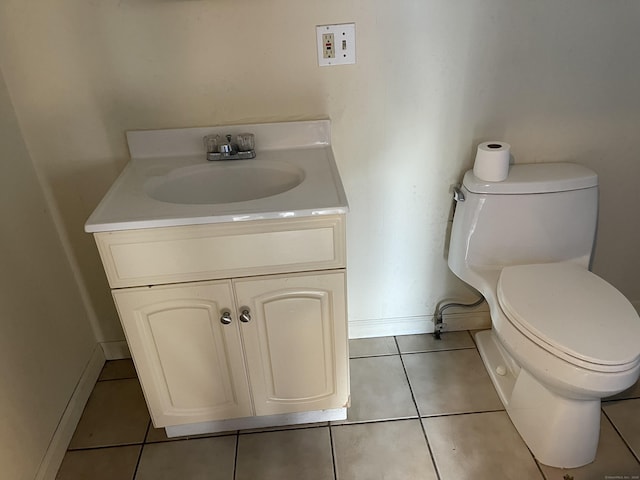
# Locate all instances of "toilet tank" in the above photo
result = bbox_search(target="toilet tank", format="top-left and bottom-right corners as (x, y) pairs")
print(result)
(448, 163), (599, 286)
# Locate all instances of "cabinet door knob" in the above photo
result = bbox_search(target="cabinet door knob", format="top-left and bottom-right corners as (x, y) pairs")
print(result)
(239, 308), (252, 323)
(220, 311), (232, 325)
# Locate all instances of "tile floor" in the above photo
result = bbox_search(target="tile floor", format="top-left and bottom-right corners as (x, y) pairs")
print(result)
(56, 331), (640, 479)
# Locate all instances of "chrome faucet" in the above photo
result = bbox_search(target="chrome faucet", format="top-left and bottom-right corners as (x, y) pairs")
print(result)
(204, 133), (256, 161)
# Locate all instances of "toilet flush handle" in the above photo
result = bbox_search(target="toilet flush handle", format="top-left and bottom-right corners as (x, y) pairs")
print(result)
(453, 185), (465, 202)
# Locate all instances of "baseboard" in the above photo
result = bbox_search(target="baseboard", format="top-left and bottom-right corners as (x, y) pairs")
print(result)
(35, 345), (105, 480)
(348, 310), (491, 339)
(100, 340), (131, 360)
(443, 310), (492, 332)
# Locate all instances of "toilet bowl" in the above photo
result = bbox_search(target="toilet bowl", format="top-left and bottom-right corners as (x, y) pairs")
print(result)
(447, 162), (640, 468)
(475, 263), (640, 467)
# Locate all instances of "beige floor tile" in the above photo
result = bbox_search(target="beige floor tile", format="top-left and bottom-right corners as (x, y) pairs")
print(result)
(396, 331), (474, 354)
(603, 399), (640, 462)
(55, 445), (141, 480)
(98, 359), (137, 381)
(343, 356), (417, 422)
(539, 413), (640, 478)
(236, 427), (333, 480)
(135, 436), (236, 480)
(349, 336), (398, 358)
(403, 349), (502, 416)
(69, 379), (150, 449)
(332, 419), (438, 479)
(423, 411), (543, 479)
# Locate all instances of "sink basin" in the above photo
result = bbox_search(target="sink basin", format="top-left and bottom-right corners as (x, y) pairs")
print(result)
(84, 121), (349, 233)
(144, 161), (305, 205)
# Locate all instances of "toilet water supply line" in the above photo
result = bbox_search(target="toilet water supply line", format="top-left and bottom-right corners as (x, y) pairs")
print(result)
(433, 296), (485, 340)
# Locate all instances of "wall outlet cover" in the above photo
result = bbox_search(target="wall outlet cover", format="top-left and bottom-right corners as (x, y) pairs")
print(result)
(316, 23), (356, 67)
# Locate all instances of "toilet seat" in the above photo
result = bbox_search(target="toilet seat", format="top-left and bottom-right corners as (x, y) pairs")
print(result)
(497, 262), (640, 373)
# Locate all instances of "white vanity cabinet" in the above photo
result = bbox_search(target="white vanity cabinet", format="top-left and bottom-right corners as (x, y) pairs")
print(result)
(94, 215), (349, 431)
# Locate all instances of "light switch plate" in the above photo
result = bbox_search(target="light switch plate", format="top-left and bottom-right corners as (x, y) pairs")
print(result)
(316, 23), (356, 67)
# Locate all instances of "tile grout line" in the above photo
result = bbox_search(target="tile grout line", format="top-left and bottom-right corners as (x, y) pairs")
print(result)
(131, 420), (151, 480)
(400, 347), (477, 359)
(349, 352), (401, 359)
(143, 433), (237, 444)
(97, 376), (139, 383)
(602, 395), (640, 404)
(328, 424), (338, 480)
(601, 407), (640, 465)
(419, 408), (507, 419)
(350, 348), (476, 360)
(232, 431), (240, 480)
(529, 446), (549, 480)
(332, 415), (420, 427)
(238, 423), (328, 435)
(468, 328), (481, 348)
(394, 335), (443, 480)
(142, 416), (152, 444)
(66, 442), (146, 453)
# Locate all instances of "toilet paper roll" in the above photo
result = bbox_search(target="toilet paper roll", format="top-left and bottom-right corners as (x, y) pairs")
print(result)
(473, 141), (511, 182)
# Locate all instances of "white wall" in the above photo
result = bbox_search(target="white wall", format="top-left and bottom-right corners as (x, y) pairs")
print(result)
(0, 68), (96, 479)
(0, 0), (638, 341)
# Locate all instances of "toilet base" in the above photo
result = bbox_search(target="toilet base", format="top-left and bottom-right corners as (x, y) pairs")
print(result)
(476, 330), (600, 468)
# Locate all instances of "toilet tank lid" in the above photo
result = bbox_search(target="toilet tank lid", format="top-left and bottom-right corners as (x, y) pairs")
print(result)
(463, 163), (598, 195)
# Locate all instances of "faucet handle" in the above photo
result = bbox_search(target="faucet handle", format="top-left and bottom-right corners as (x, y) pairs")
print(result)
(236, 133), (255, 152)
(203, 134), (220, 154)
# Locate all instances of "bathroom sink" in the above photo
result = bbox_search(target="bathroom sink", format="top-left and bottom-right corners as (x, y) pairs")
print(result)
(144, 161), (305, 205)
(84, 120), (349, 232)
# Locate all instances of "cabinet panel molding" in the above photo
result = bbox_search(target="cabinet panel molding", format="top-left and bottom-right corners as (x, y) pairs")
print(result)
(96, 215), (346, 288)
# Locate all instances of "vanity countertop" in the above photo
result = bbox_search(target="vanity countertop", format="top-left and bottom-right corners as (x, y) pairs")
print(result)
(85, 120), (348, 233)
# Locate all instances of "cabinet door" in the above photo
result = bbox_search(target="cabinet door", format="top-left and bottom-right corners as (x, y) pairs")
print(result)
(234, 271), (349, 416)
(113, 281), (252, 427)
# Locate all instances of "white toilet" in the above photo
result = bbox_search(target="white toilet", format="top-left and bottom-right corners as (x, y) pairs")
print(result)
(448, 162), (640, 468)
